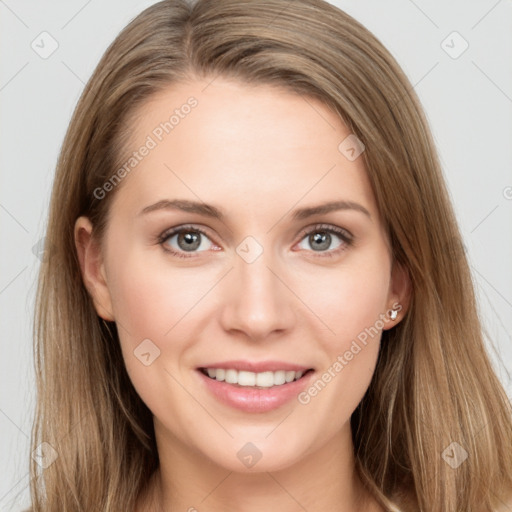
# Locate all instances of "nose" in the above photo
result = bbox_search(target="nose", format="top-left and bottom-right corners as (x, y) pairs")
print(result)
(219, 244), (296, 341)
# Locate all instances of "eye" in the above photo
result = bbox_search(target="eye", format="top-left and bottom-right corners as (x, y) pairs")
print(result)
(295, 224), (353, 257)
(157, 223), (353, 259)
(158, 225), (217, 258)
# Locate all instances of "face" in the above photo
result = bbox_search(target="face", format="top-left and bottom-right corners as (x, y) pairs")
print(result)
(76, 77), (407, 474)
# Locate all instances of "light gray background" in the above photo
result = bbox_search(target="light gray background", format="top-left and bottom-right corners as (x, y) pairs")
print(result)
(1, 0), (511, 509)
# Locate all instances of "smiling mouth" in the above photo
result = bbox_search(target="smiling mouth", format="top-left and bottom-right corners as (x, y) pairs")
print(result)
(199, 367), (314, 388)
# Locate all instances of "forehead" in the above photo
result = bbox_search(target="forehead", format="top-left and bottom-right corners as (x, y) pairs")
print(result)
(110, 77), (378, 222)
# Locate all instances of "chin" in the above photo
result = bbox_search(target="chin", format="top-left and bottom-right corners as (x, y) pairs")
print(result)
(202, 437), (311, 474)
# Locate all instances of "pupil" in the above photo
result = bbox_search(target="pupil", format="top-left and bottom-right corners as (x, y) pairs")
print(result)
(311, 232), (330, 251)
(179, 231), (201, 251)
(175, 231), (331, 253)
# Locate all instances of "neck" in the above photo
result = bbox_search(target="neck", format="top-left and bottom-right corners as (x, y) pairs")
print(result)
(137, 420), (382, 512)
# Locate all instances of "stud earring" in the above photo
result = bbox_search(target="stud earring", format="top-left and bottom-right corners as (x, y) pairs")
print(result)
(389, 308), (399, 321)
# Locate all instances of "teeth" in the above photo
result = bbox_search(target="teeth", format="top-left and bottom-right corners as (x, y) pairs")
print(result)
(203, 368), (307, 387)
(238, 371), (256, 386)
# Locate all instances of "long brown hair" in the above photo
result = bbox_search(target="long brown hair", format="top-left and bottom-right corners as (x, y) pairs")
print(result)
(30, 0), (512, 510)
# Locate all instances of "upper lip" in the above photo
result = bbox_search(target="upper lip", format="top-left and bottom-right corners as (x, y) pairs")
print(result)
(198, 360), (313, 373)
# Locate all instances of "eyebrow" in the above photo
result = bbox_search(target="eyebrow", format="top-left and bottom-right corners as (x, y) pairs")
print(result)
(139, 199), (371, 220)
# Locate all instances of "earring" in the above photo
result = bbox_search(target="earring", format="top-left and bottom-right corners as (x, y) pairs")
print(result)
(389, 308), (399, 321)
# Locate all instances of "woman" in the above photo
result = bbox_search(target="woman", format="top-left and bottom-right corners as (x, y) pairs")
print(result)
(30, 0), (512, 510)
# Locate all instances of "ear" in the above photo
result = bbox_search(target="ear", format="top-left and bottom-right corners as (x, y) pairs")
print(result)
(383, 260), (411, 330)
(74, 216), (115, 321)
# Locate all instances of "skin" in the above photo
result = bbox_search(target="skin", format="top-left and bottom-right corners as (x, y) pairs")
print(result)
(75, 77), (410, 512)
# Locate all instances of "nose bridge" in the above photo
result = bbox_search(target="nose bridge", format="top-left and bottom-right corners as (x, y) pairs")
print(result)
(219, 235), (295, 339)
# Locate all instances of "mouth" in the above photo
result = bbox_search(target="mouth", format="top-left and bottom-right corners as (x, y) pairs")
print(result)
(195, 360), (316, 412)
(198, 367), (315, 389)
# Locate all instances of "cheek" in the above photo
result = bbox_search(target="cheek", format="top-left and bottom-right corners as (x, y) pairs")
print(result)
(108, 261), (170, 342)
(106, 246), (211, 339)
(105, 228), (389, 413)
(295, 253), (390, 410)
(105, 246), (221, 384)
(105, 249), (207, 419)
(304, 256), (391, 347)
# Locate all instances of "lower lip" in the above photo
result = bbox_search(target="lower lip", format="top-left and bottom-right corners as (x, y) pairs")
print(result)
(196, 369), (315, 413)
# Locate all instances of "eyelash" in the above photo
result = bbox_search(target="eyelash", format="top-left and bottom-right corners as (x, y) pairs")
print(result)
(157, 223), (354, 259)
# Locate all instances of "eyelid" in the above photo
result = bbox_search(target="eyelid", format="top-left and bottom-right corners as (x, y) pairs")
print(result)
(158, 224), (214, 242)
(157, 224), (219, 251)
(157, 222), (354, 258)
(292, 223), (354, 259)
(295, 223), (353, 243)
